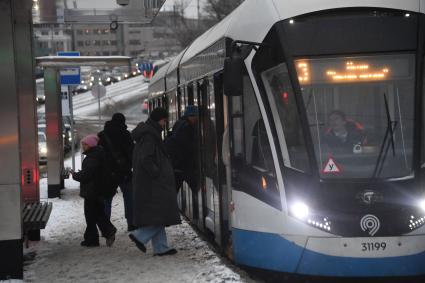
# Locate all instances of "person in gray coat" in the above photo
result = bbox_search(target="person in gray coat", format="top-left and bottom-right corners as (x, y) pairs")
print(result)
(129, 107), (181, 256)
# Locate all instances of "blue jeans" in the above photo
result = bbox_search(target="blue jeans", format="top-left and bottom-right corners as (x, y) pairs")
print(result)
(105, 178), (133, 225)
(131, 226), (172, 254)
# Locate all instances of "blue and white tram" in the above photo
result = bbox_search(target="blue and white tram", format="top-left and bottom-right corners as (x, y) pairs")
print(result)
(149, 0), (425, 278)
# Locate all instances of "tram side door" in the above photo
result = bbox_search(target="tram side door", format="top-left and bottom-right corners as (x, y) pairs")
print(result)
(196, 78), (225, 244)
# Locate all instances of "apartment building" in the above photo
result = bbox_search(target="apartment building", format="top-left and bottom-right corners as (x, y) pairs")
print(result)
(71, 22), (180, 59)
(33, 24), (72, 56)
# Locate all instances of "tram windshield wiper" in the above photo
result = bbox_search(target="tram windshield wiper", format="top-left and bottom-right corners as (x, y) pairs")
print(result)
(371, 93), (398, 179)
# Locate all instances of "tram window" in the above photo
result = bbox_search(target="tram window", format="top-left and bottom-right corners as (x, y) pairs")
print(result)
(422, 64), (425, 168)
(162, 95), (168, 109)
(296, 54), (415, 179)
(202, 80), (218, 178)
(167, 92), (177, 127)
(180, 86), (187, 115)
(194, 83), (199, 106)
(243, 76), (274, 171)
(208, 80), (216, 122)
(177, 88), (182, 118)
(261, 63), (310, 172)
(187, 84), (194, 105)
(231, 96), (244, 157)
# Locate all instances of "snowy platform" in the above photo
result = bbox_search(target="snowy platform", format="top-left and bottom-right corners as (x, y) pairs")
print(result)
(22, 160), (254, 283)
(15, 74), (258, 283)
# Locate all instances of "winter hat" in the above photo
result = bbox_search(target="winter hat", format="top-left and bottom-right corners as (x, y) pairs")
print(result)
(183, 105), (198, 117)
(112, 112), (126, 124)
(81, 134), (99, 148)
(149, 107), (169, 122)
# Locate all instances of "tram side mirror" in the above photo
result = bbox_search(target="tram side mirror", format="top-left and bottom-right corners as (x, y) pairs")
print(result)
(223, 55), (244, 96)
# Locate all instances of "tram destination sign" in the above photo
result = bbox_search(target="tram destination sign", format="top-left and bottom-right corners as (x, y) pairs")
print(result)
(57, 51), (81, 86)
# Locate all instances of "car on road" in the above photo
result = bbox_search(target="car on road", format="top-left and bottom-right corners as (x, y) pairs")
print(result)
(36, 78), (45, 104)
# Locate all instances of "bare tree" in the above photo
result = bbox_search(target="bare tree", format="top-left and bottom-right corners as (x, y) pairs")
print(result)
(154, 0), (207, 47)
(154, 0), (243, 49)
(203, 0), (244, 21)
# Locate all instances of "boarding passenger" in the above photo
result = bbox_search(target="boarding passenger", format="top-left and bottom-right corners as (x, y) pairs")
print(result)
(98, 113), (135, 232)
(70, 134), (117, 247)
(324, 110), (366, 153)
(164, 105), (199, 192)
(129, 108), (180, 256)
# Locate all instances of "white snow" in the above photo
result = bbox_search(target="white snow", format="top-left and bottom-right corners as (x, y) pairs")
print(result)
(20, 75), (258, 283)
(72, 75), (149, 117)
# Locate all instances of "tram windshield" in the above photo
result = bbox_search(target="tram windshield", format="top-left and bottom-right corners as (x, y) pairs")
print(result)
(293, 54), (416, 179)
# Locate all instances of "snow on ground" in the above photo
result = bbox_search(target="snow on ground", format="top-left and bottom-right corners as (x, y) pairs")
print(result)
(21, 76), (259, 283)
(72, 75), (149, 117)
(24, 157), (254, 282)
(38, 74), (148, 117)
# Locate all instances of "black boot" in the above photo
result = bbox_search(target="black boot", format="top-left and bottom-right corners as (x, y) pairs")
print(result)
(105, 227), (117, 247)
(129, 234), (146, 252)
(154, 249), (177, 256)
(81, 240), (99, 247)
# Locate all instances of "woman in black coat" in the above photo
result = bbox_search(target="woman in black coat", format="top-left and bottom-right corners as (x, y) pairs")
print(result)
(129, 108), (180, 256)
(71, 134), (117, 247)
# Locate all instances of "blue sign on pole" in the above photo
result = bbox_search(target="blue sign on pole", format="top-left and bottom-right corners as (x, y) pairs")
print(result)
(57, 51), (81, 85)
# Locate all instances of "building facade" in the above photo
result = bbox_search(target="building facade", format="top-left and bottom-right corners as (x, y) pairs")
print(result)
(70, 22), (181, 59)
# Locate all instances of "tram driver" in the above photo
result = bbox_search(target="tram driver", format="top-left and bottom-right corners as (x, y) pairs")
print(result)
(323, 110), (367, 154)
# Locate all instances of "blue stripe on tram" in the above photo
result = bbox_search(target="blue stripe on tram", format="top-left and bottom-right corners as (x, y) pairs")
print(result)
(232, 228), (425, 277)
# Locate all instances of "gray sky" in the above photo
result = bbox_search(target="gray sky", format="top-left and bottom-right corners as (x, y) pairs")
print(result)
(65, 0), (118, 9)
(160, 0), (207, 18)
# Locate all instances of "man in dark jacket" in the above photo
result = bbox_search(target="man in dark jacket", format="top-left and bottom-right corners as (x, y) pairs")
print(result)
(164, 105), (199, 192)
(129, 108), (180, 256)
(71, 134), (117, 247)
(98, 113), (135, 231)
(324, 110), (367, 153)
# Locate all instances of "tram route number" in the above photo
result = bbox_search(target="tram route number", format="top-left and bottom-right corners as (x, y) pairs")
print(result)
(361, 242), (387, 252)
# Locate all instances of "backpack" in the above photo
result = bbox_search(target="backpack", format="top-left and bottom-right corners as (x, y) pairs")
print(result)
(101, 133), (132, 184)
(98, 153), (119, 198)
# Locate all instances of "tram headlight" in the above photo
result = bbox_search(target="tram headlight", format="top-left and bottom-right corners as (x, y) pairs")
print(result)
(419, 199), (425, 212)
(290, 201), (310, 220)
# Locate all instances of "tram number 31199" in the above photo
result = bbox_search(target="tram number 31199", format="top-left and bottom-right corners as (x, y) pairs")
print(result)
(361, 242), (387, 252)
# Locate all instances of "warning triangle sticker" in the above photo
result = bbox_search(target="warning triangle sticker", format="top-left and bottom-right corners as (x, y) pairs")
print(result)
(322, 157), (342, 174)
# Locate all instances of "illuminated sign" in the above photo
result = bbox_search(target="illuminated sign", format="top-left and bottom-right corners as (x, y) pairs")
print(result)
(325, 61), (389, 82)
(297, 62), (309, 83)
(294, 55), (414, 85)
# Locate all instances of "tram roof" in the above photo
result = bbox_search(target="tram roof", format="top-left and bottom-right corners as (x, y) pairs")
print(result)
(166, 47), (188, 77)
(180, 0), (423, 66)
